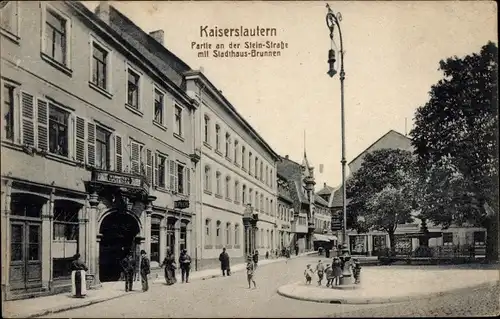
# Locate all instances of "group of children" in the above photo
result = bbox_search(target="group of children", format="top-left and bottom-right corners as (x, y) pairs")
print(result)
(304, 257), (361, 287)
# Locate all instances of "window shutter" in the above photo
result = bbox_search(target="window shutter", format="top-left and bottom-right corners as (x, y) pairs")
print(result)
(87, 122), (96, 166)
(154, 153), (159, 187)
(146, 148), (153, 185)
(20, 91), (35, 146)
(168, 159), (176, 192)
(36, 98), (49, 151)
(115, 134), (123, 172)
(185, 166), (191, 195)
(130, 141), (140, 174)
(75, 117), (86, 163)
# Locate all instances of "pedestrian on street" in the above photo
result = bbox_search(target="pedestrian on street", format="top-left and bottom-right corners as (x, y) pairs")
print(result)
(179, 249), (192, 283)
(266, 251), (269, 259)
(295, 244), (299, 256)
(219, 247), (231, 276)
(304, 264), (314, 285)
(140, 250), (150, 292)
(252, 250), (259, 269)
(316, 260), (325, 286)
(161, 248), (177, 285)
(332, 257), (342, 287)
(121, 252), (136, 292)
(246, 256), (257, 289)
(70, 253), (88, 298)
(325, 264), (334, 287)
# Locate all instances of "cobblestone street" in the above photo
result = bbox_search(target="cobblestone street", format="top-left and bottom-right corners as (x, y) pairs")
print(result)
(40, 257), (499, 318)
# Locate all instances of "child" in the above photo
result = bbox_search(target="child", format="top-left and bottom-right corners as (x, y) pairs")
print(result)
(246, 256), (257, 289)
(316, 260), (325, 286)
(332, 257), (342, 287)
(325, 264), (334, 287)
(304, 264), (314, 285)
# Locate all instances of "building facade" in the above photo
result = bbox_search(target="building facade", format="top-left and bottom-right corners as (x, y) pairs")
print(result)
(1, 1), (198, 300)
(184, 71), (280, 269)
(276, 173), (293, 252)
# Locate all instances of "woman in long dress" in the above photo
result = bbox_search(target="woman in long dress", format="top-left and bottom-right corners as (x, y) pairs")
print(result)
(161, 250), (177, 285)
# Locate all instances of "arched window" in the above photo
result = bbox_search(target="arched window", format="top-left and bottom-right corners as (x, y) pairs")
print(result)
(225, 175), (231, 200)
(242, 184), (247, 204)
(205, 219), (212, 246)
(234, 180), (239, 202)
(216, 171), (221, 196)
(225, 222), (231, 246)
(204, 165), (211, 192)
(260, 162), (263, 181)
(225, 132), (231, 158)
(249, 188), (253, 207)
(255, 191), (259, 210)
(234, 140), (239, 165)
(265, 198), (269, 214)
(270, 169), (273, 188)
(249, 152), (253, 175)
(270, 199), (274, 216)
(215, 124), (221, 151)
(204, 115), (210, 144)
(267, 229), (270, 247)
(216, 220), (221, 245)
(234, 224), (240, 246)
(260, 194), (264, 212)
(265, 166), (269, 185)
(254, 157), (258, 178)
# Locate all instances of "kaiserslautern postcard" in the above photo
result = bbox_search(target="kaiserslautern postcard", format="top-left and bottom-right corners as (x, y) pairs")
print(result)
(1, 1), (498, 318)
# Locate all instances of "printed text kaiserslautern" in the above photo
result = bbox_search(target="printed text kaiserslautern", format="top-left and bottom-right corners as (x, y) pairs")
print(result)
(200, 26), (277, 37)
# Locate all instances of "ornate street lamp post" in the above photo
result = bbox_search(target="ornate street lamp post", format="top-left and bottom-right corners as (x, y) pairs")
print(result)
(326, 4), (353, 286)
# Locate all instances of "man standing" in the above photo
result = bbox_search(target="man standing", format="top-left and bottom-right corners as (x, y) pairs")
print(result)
(179, 249), (192, 283)
(219, 247), (231, 276)
(252, 250), (259, 269)
(140, 250), (150, 292)
(121, 252), (136, 292)
(71, 253), (88, 298)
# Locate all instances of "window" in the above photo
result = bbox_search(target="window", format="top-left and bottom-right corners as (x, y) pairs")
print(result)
(49, 105), (69, 157)
(156, 154), (167, 188)
(270, 169), (273, 188)
(260, 194), (264, 213)
(249, 152), (253, 175)
(215, 124), (221, 152)
(234, 140), (239, 165)
(204, 115), (210, 144)
(234, 224), (240, 245)
(254, 157), (258, 178)
(255, 191), (259, 211)
(44, 8), (68, 65)
(225, 176), (231, 200)
(153, 89), (164, 125)
(177, 163), (185, 194)
(270, 199), (274, 216)
(234, 180), (239, 202)
(249, 188), (253, 206)
(174, 105), (182, 136)
(242, 146), (246, 170)
(225, 133), (231, 158)
(226, 223), (231, 246)
(127, 68), (140, 109)
(442, 232), (453, 246)
(216, 220), (221, 245)
(0, 1), (19, 38)
(260, 162), (263, 181)
(242, 185), (247, 204)
(205, 219), (211, 246)
(53, 203), (79, 242)
(216, 171), (222, 196)
(266, 198), (269, 214)
(474, 231), (486, 245)
(265, 167), (269, 185)
(91, 42), (108, 90)
(204, 165), (211, 192)
(150, 217), (161, 263)
(95, 127), (110, 170)
(168, 160), (190, 195)
(3, 84), (14, 141)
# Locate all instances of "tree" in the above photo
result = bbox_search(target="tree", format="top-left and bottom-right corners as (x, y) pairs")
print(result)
(346, 149), (417, 251)
(410, 42), (499, 262)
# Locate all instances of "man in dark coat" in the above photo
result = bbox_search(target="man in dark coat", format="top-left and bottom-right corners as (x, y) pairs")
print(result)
(139, 250), (150, 292)
(121, 252), (136, 292)
(71, 253), (88, 298)
(219, 248), (231, 276)
(179, 249), (192, 283)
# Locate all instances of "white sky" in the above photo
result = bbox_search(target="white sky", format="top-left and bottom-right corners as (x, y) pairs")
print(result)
(84, 1), (497, 188)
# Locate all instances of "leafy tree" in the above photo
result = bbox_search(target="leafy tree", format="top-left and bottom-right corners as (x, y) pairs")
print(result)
(346, 149), (417, 251)
(410, 42), (498, 262)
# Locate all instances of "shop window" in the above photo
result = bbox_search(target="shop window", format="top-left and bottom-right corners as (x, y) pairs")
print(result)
(10, 194), (44, 218)
(442, 232), (453, 246)
(150, 217), (161, 263)
(474, 231), (486, 246)
(52, 201), (80, 279)
(166, 222), (175, 252)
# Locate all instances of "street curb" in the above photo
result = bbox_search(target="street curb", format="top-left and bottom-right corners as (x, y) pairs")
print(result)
(17, 252), (316, 318)
(277, 280), (500, 305)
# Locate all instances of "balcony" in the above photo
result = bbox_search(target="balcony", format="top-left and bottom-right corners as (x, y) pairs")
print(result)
(90, 168), (150, 196)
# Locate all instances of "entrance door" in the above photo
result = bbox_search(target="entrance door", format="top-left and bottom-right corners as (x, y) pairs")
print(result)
(10, 221), (42, 290)
(99, 212), (140, 282)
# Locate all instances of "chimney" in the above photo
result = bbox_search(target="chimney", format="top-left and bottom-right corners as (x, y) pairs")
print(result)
(149, 30), (165, 46)
(285, 155), (289, 159)
(96, 1), (110, 24)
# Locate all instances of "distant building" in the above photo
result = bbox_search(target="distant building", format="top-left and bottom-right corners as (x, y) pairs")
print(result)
(328, 130), (486, 256)
(276, 173), (294, 251)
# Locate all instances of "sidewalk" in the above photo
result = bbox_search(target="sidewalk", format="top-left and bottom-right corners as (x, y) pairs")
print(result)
(3, 251), (316, 318)
(277, 265), (500, 304)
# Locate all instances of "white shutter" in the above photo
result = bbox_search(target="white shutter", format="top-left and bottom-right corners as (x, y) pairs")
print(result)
(146, 148), (153, 185)
(20, 91), (35, 146)
(87, 122), (96, 166)
(36, 98), (49, 151)
(75, 116), (86, 163)
(154, 153), (159, 187)
(130, 141), (140, 174)
(185, 166), (191, 196)
(169, 160), (176, 192)
(115, 134), (123, 172)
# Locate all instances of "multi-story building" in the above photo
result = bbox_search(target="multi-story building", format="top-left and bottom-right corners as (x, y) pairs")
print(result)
(328, 130), (487, 256)
(184, 71), (280, 269)
(276, 173), (294, 252)
(1, 1), (198, 300)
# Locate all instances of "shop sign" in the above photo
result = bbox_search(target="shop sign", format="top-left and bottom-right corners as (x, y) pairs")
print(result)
(174, 200), (190, 209)
(95, 172), (142, 187)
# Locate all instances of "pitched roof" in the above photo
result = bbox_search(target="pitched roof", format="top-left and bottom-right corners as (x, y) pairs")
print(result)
(328, 184), (352, 208)
(314, 195), (329, 207)
(316, 184), (334, 196)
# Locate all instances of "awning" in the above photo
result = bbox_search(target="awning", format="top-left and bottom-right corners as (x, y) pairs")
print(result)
(313, 234), (338, 242)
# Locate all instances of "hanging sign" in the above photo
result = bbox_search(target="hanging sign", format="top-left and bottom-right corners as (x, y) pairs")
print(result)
(174, 200), (190, 209)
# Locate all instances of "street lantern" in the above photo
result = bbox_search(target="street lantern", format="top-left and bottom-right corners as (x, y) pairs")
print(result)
(326, 3), (353, 286)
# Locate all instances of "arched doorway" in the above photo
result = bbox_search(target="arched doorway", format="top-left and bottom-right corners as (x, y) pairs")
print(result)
(99, 212), (140, 282)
